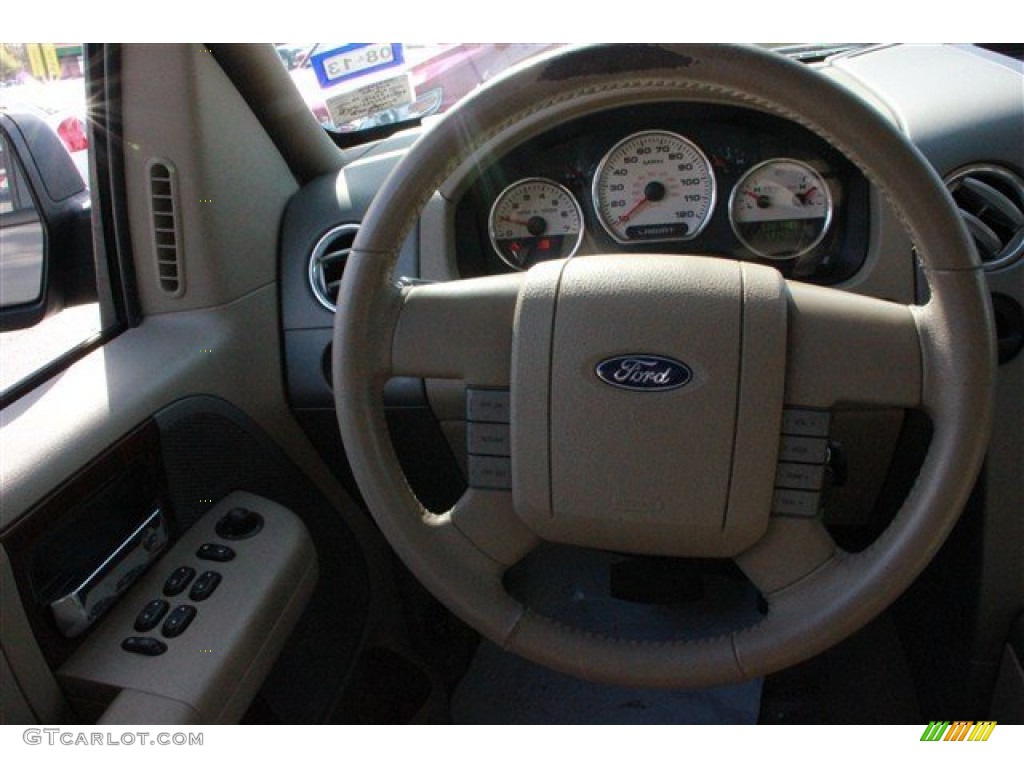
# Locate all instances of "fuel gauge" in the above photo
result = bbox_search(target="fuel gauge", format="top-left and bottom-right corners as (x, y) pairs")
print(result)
(488, 178), (584, 270)
(729, 159), (833, 260)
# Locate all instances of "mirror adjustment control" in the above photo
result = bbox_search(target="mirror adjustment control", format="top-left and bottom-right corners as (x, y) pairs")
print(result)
(188, 571), (222, 602)
(197, 543), (235, 562)
(122, 636), (168, 656)
(163, 566), (196, 596)
(215, 507), (264, 540)
(133, 599), (170, 632)
(161, 605), (197, 638)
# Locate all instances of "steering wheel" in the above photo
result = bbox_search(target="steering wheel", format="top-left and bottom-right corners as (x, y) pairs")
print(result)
(333, 44), (994, 687)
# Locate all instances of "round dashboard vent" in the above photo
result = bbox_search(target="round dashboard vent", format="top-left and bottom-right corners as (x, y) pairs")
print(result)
(945, 164), (1024, 271)
(308, 223), (360, 312)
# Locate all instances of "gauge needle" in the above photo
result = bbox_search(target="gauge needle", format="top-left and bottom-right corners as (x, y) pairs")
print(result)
(499, 215), (532, 227)
(745, 190), (772, 208)
(618, 198), (649, 223)
(796, 187), (818, 205)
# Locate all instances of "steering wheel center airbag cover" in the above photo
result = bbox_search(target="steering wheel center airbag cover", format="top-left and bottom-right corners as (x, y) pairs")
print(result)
(512, 255), (785, 556)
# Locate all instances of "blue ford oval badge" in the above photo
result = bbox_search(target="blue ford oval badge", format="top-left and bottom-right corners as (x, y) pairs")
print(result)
(595, 355), (693, 392)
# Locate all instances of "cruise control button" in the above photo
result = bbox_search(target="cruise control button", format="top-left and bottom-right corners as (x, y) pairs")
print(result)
(775, 462), (826, 491)
(163, 566), (196, 596)
(772, 489), (822, 518)
(778, 436), (829, 464)
(467, 455), (512, 490)
(466, 388), (511, 423)
(161, 605), (197, 638)
(781, 409), (831, 437)
(122, 636), (168, 656)
(197, 543), (235, 562)
(189, 571), (222, 602)
(467, 422), (511, 457)
(133, 599), (170, 632)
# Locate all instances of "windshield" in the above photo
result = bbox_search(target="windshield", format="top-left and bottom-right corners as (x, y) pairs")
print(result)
(278, 43), (562, 135)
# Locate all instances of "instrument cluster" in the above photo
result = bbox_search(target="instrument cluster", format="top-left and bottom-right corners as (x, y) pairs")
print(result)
(455, 102), (870, 284)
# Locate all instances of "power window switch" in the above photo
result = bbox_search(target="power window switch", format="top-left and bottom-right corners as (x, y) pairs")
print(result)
(188, 571), (222, 602)
(163, 566), (196, 596)
(161, 605), (197, 638)
(133, 599), (170, 632)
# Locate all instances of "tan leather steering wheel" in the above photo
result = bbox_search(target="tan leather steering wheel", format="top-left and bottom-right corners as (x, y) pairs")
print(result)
(333, 44), (995, 687)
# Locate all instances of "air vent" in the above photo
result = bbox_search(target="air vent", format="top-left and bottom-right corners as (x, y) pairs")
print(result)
(147, 160), (185, 297)
(308, 223), (359, 312)
(945, 164), (1024, 271)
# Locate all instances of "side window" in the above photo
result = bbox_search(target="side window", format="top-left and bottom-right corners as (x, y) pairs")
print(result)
(0, 44), (112, 398)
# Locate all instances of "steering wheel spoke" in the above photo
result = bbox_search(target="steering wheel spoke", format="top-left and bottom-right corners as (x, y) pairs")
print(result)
(736, 517), (837, 596)
(390, 274), (522, 386)
(450, 488), (539, 567)
(785, 281), (923, 409)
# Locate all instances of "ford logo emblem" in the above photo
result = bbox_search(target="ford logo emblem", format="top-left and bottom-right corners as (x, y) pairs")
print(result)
(595, 355), (693, 392)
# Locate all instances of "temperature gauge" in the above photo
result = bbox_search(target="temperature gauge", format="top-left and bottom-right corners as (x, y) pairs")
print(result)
(488, 178), (584, 270)
(729, 159), (833, 260)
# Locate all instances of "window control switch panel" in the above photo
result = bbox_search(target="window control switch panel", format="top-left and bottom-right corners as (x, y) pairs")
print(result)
(58, 491), (318, 725)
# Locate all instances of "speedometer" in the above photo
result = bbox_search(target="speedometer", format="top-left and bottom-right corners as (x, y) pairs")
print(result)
(592, 130), (716, 244)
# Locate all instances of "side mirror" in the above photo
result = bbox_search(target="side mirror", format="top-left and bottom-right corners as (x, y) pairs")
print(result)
(0, 111), (94, 332)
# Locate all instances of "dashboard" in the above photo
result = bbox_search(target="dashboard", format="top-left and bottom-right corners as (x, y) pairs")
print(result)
(453, 102), (870, 285)
(280, 44), (1023, 424)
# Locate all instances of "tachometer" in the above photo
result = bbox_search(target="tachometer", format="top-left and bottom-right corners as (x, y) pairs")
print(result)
(592, 130), (716, 244)
(729, 158), (833, 260)
(488, 178), (584, 270)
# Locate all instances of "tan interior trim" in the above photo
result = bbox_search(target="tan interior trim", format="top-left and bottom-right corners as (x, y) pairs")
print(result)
(0, 546), (68, 723)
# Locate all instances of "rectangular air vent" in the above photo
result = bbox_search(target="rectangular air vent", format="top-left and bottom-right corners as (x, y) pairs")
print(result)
(148, 160), (185, 297)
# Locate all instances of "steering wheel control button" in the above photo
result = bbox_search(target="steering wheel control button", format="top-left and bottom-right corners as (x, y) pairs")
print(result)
(197, 543), (236, 562)
(161, 605), (198, 638)
(781, 408), (831, 437)
(466, 388), (511, 423)
(775, 462), (826, 491)
(121, 636), (168, 656)
(771, 489), (822, 518)
(467, 423), (511, 457)
(188, 571), (222, 602)
(467, 456), (512, 490)
(163, 566), (197, 596)
(778, 435), (829, 464)
(215, 507), (264, 540)
(133, 599), (171, 632)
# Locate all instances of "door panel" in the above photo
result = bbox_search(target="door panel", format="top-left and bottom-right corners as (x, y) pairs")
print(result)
(0, 44), (385, 725)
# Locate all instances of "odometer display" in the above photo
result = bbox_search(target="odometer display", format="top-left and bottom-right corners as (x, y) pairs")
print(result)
(592, 131), (716, 244)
